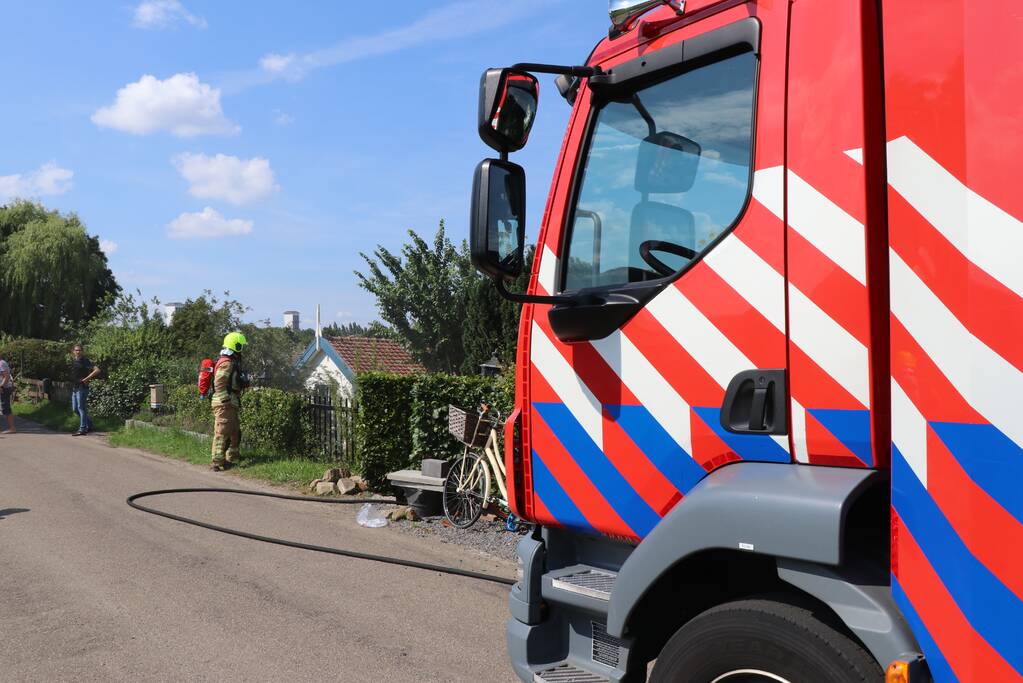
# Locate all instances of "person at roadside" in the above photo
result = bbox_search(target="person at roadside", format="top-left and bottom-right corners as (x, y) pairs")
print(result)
(0, 355), (15, 434)
(210, 332), (249, 471)
(71, 344), (100, 436)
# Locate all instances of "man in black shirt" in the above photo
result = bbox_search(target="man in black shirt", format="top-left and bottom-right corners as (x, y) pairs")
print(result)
(71, 344), (100, 436)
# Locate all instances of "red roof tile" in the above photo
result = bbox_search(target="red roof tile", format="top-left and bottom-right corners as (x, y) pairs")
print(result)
(325, 336), (425, 376)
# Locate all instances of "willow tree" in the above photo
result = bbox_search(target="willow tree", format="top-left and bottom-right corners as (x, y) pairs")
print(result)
(0, 202), (119, 339)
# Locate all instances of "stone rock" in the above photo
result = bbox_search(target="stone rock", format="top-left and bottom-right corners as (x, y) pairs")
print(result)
(350, 475), (368, 491)
(315, 481), (339, 496)
(387, 506), (410, 521)
(336, 477), (359, 495)
(322, 468), (342, 483)
(308, 478), (324, 491)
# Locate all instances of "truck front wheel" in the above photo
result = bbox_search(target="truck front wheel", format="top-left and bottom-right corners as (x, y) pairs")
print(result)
(648, 598), (882, 683)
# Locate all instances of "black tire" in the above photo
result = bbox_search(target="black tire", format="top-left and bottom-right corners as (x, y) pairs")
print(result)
(649, 598), (883, 683)
(442, 452), (487, 529)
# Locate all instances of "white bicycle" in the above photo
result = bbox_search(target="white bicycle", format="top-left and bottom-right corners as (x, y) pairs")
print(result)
(442, 403), (516, 529)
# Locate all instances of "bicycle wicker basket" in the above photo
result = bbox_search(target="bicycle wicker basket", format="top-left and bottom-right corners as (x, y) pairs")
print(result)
(448, 405), (492, 447)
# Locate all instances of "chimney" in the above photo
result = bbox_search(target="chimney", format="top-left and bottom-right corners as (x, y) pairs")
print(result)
(283, 310), (300, 332)
(164, 302), (183, 326)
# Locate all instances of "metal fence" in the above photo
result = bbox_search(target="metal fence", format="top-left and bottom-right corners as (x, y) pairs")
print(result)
(307, 389), (358, 469)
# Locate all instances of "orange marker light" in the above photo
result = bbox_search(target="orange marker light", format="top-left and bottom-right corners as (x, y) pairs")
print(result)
(886, 660), (910, 683)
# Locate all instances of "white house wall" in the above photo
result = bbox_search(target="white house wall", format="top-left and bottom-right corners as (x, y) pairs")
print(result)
(303, 351), (355, 398)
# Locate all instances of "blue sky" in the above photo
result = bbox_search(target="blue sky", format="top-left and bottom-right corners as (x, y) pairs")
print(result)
(1, 1), (608, 327)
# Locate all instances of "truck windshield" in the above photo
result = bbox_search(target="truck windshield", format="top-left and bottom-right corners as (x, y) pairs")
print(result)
(563, 51), (757, 291)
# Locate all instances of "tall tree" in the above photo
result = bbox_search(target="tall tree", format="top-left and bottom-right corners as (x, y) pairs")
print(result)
(355, 221), (468, 373)
(237, 323), (307, 391)
(168, 291), (246, 359)
(459, 245), (532, 374)
(0, 202), (120, 339)
(356, 220), (531, 374)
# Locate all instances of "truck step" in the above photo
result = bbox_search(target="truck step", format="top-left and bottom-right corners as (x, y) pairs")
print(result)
(548, 565), (617, 600)
(533, 662), (609, 683)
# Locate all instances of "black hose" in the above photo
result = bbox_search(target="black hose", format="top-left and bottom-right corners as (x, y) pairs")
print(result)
(126, 488), (516, 586)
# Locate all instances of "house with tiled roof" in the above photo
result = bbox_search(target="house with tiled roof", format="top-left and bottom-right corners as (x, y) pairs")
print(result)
(296, 334), (425, 397)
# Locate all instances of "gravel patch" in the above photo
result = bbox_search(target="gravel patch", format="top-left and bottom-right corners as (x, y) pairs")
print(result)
(370, 504), (527, 564)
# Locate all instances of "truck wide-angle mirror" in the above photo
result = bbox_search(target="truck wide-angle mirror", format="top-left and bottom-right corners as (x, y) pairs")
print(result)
(477, 69), (539, 154)
(635, 131), (701, 193)
(471, 159), (527, 281)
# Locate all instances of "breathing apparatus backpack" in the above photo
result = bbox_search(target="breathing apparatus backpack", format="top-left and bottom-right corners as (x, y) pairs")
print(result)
(197, 358), (214, 399)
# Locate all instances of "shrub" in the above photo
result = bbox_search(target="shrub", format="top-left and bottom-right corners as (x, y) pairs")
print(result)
(89, 356), (191, 419)
(0, 338), (73, 381)
(238, 388), (313, 458)
(150, 384), (313, 458)
(164, 383), (213, 433)
(355, 372), (416, 489)
(354, 369), (516, 490)
(409, 373), (501, 462)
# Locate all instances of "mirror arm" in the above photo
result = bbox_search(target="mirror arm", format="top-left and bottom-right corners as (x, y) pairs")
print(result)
(511, 63), (603, 78)
(495, 278), (579, 306)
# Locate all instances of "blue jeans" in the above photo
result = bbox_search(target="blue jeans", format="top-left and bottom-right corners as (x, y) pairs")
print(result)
(71, 386), (92, 432)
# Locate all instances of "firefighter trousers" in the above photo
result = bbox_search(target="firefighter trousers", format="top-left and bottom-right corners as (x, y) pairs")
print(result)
(211, 403), (240, 465)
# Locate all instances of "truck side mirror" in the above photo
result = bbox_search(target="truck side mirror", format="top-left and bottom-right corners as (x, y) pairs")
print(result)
(478, 69), (539, 154)
(471, 159), (526, 281)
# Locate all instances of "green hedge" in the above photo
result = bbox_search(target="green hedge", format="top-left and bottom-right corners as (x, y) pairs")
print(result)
(0, 338), (72, 381)
(356, 372), (417, 489)
(149, 384), (312, 459)
(125, 370), (518, 491)
(356, 370), (515, 490)
(164, 383), (213, 433)
(238, 388), (313, 458)
(409, 374), (504, 462)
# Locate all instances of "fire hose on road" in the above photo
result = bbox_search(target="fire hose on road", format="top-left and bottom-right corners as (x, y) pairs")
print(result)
(127, 488), (516, 586)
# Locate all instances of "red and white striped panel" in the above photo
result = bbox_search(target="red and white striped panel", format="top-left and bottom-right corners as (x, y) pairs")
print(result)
(887, 136), (1023, 452)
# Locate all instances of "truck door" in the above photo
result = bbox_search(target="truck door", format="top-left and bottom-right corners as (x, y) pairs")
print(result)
(519, 4), (791, 541)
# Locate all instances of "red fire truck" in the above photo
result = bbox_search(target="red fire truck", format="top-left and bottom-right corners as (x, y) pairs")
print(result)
(468, 1), (1022, 681)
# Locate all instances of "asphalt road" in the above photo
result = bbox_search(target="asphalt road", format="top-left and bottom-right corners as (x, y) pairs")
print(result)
(0, 418), (518, 682)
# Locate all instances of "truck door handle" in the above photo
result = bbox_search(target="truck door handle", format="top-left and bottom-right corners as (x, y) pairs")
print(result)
(720, 369), (787, 435)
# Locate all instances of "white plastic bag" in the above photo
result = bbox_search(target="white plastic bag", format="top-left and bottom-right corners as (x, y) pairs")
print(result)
(356, 503), (388, 528)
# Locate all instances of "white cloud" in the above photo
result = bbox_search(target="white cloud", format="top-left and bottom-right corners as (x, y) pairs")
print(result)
(99, 239), (119, 255)
(260, 53), (299, 77)
(0, 162), (74, 201)
(92, 73), (238, 137)
(173, 153), (277, 205)
(133, 0), (207, 29)
(167, 207), (253, 239)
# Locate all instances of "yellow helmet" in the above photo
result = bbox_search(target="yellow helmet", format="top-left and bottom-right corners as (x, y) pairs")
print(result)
(222, 331), (248, 353)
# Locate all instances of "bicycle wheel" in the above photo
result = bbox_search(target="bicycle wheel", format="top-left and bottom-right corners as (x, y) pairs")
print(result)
(443, 451), (490, 529)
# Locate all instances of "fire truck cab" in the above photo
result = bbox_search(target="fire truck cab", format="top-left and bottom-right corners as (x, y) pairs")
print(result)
(470, 1), (1022, 681)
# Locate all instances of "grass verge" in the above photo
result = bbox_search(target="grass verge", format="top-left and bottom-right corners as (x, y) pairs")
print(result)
(13, 399), (123, 433)
(108, 424), (326, 490)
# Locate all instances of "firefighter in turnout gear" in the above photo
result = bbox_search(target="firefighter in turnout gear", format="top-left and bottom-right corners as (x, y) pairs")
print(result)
(210, 331), (249, 471)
